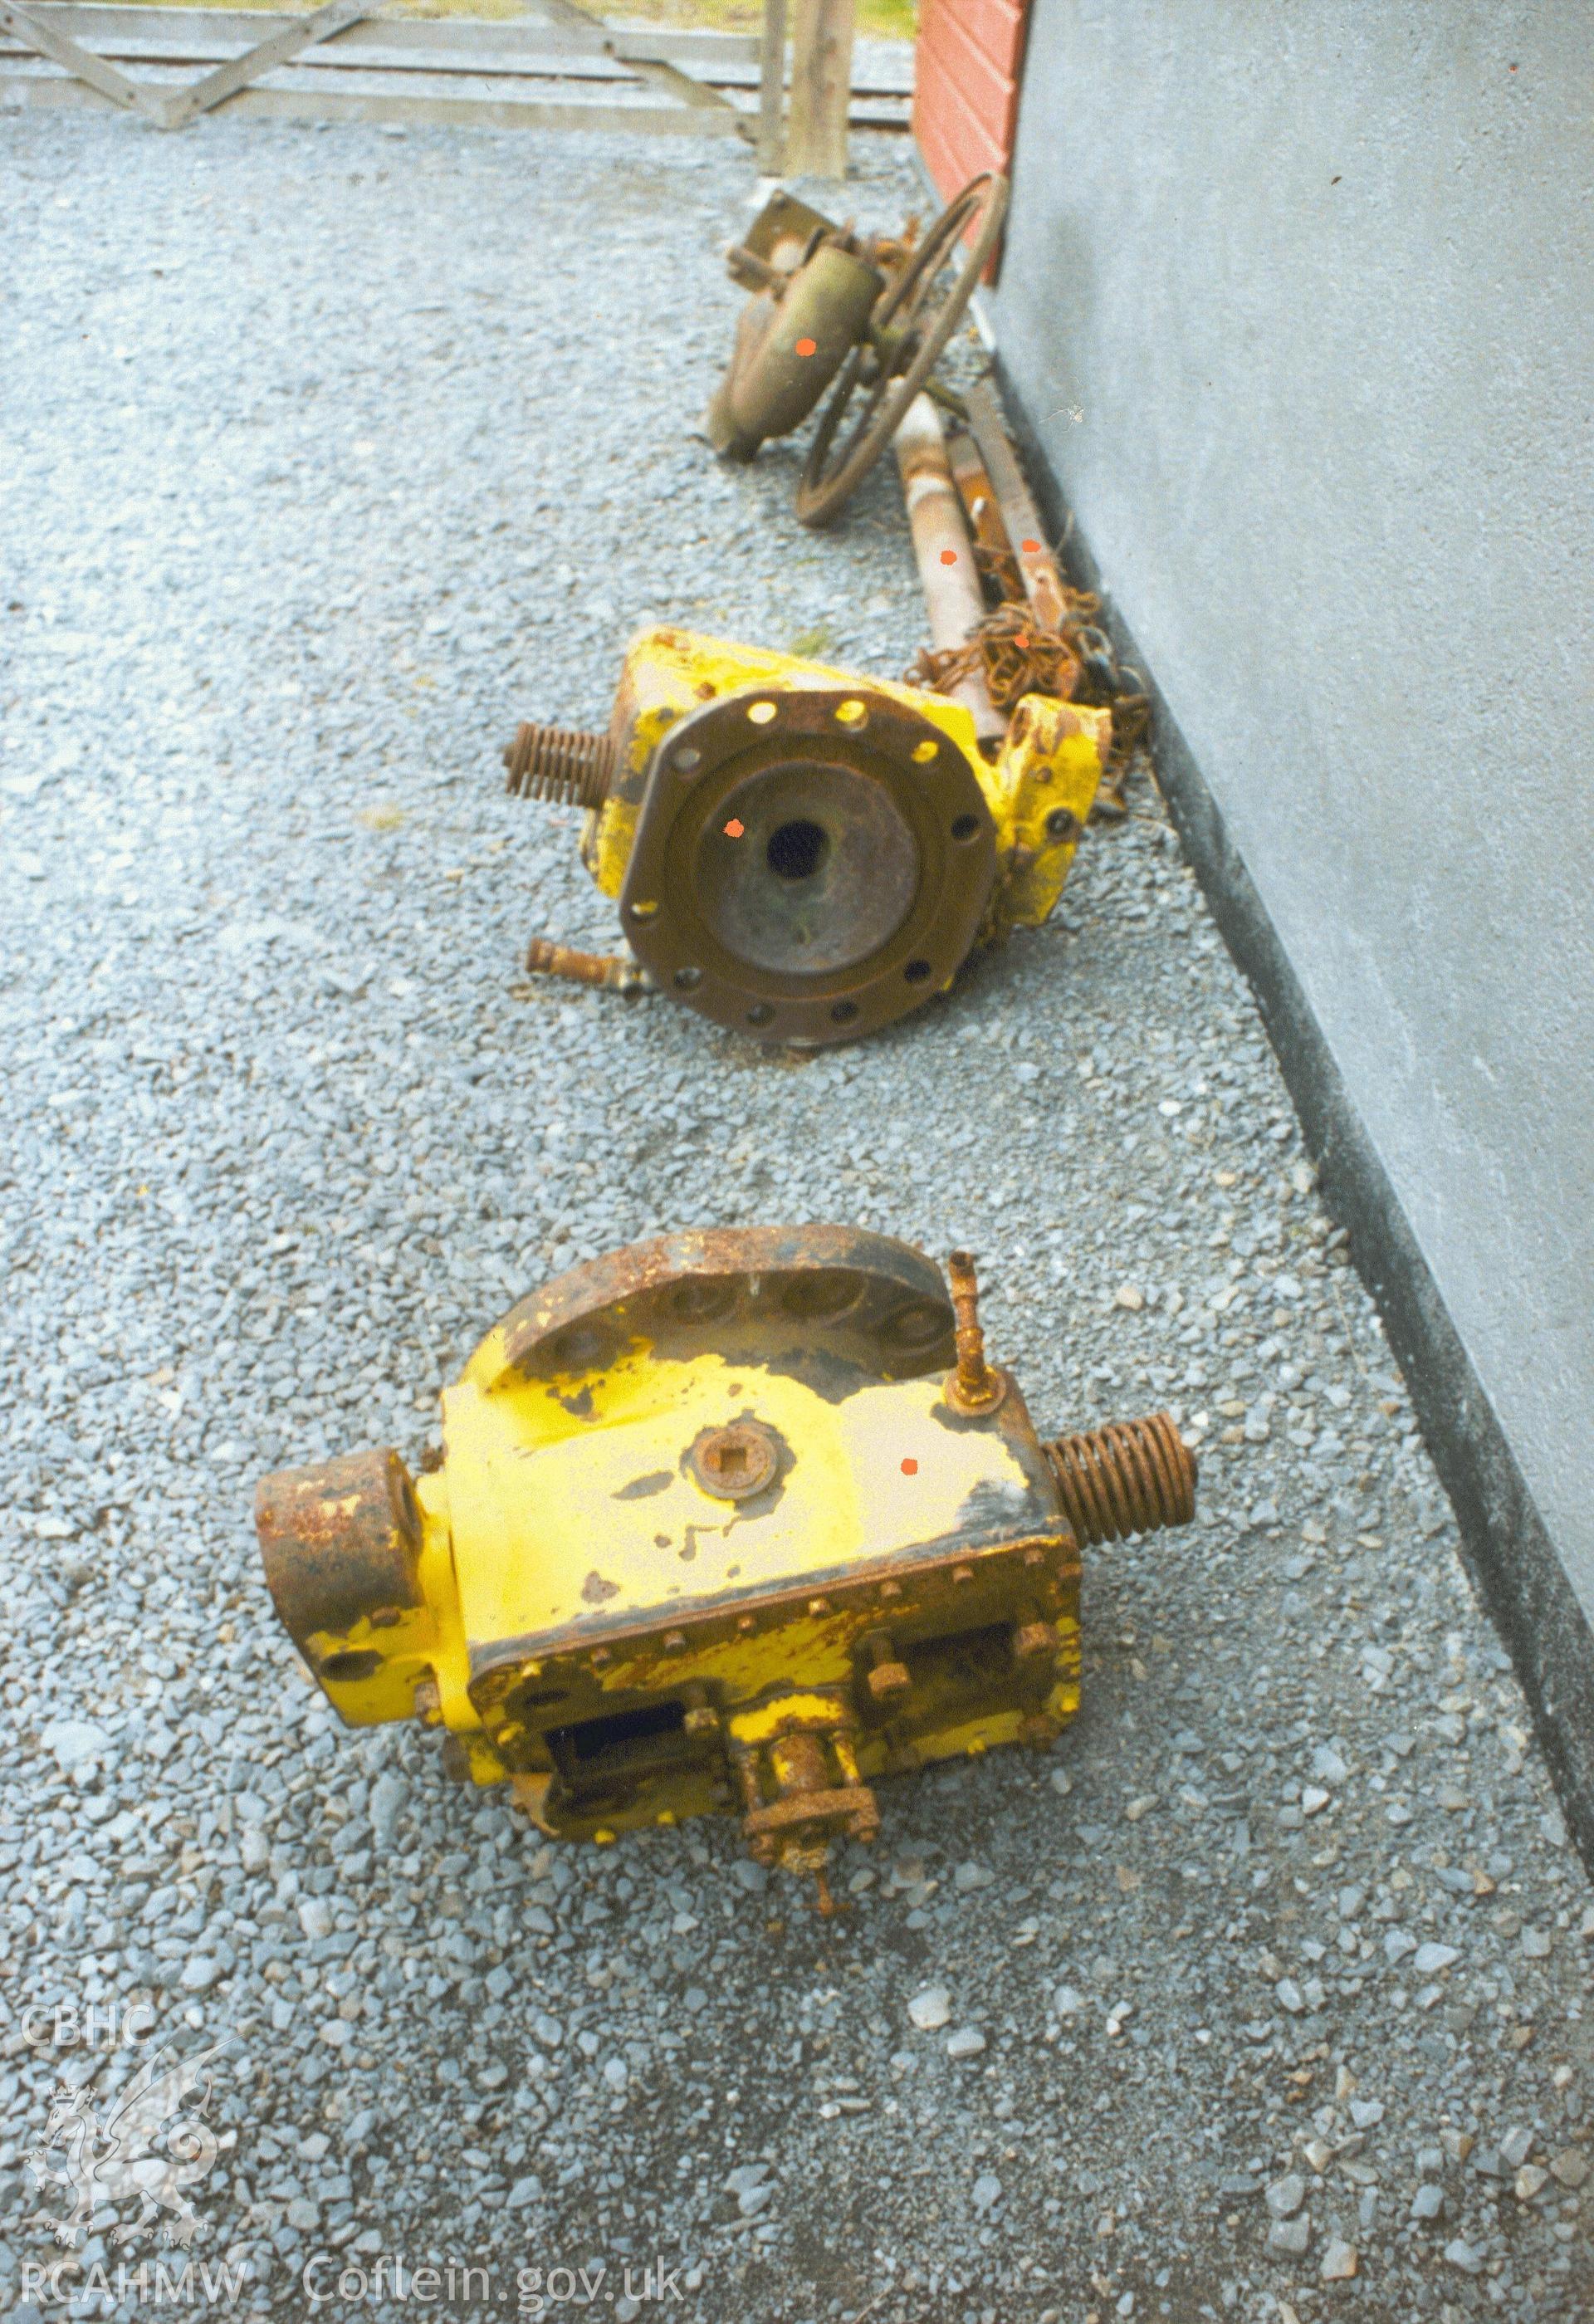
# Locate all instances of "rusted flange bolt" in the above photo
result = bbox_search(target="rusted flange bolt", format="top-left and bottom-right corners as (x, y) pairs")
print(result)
(863, 1631), (912, 1704)
(944, 1249), (1007, 1415)
(682, 1684), (720, 1739)
(1011, 1619), (1058, 1666)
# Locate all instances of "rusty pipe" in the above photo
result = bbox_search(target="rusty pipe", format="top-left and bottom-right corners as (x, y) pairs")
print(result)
(524, 937), (652, 997)
(892, 394), (1003, 744)
(945, 429), (1016, 573)
(944, 1247), (1005, 1414)
(964, 378), (1071, 634)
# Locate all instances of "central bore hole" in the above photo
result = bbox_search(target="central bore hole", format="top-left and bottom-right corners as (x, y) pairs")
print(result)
(765, 818), (829, 882)
(711, 1445), (746, 1475)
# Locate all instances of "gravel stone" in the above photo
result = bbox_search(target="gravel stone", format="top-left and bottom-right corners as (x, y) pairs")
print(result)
(1266, 2171), (1307, 2218)
(2, 105), (1591, 2324)
(1267, 2213), (1311, 2256)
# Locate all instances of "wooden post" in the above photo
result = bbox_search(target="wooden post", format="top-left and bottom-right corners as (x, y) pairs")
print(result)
(756, 0), (786, 175)
(787, 0), (853, 179)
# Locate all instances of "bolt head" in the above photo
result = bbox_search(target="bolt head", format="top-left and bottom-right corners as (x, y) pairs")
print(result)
(687, 1419), (780, 1501)
(867, 1660), (912, 1703)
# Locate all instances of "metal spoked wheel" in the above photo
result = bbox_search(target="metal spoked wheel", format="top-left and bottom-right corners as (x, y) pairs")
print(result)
(794, 173), (1010, 531)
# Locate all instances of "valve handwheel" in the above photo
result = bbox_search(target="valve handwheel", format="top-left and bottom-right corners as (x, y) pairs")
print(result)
(795, 172), (1010, 530)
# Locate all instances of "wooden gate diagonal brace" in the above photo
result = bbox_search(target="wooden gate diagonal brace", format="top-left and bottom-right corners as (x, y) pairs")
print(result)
(535, 0), (754, 137)
(161, 0), (371, 130)
(0, 0), (170, 121)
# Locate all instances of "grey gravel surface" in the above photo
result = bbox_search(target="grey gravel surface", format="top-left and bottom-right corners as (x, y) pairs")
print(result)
(2, 111), (1592, 2324)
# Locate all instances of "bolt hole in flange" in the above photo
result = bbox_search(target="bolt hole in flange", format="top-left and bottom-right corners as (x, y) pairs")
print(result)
(829, 999), (859, 1025)
(746, 1001), (775, 1027)
(746, 700), (779, 726)
(673, 965), (703, 990)
(766, 817), (830, 883)
(951, 813), (982, 842)
(904, 957), (932, 984)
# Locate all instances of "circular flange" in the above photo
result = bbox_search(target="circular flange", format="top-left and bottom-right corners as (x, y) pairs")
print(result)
(617, 686), (996, 1045)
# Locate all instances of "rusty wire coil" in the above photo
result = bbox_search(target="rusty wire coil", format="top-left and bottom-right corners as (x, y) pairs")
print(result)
(503, 722), (616, 809)
(909, 604), (1083, 715)
(1043, 1412), (1197, 1546)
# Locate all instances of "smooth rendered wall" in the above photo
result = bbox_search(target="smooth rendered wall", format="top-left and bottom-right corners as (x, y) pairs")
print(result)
(988, 0), (1594, 1620)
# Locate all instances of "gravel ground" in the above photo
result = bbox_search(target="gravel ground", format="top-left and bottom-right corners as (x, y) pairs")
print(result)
(2, 110), (1591, 2324)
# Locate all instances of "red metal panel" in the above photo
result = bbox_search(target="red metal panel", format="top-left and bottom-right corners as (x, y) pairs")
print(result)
(913, 0), (1031, 200)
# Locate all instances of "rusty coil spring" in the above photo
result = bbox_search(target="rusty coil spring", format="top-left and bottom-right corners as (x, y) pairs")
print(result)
(1043, 1412), (1197, 1546)
(503, 722), (616, 809)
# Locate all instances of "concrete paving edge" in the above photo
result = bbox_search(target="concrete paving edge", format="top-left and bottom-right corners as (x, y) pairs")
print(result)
(988, 348), (1594, 1881)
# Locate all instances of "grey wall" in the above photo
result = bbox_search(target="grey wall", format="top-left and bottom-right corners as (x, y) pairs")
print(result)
(984, 2), (1594, 1805)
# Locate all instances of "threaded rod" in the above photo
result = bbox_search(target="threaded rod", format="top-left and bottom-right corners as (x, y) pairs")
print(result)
(946, 1248), (1004, 1412)
(503, 722), (616, 809)
(1043, 1412), (1197, 1546)
(524, 937), (650, 996)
